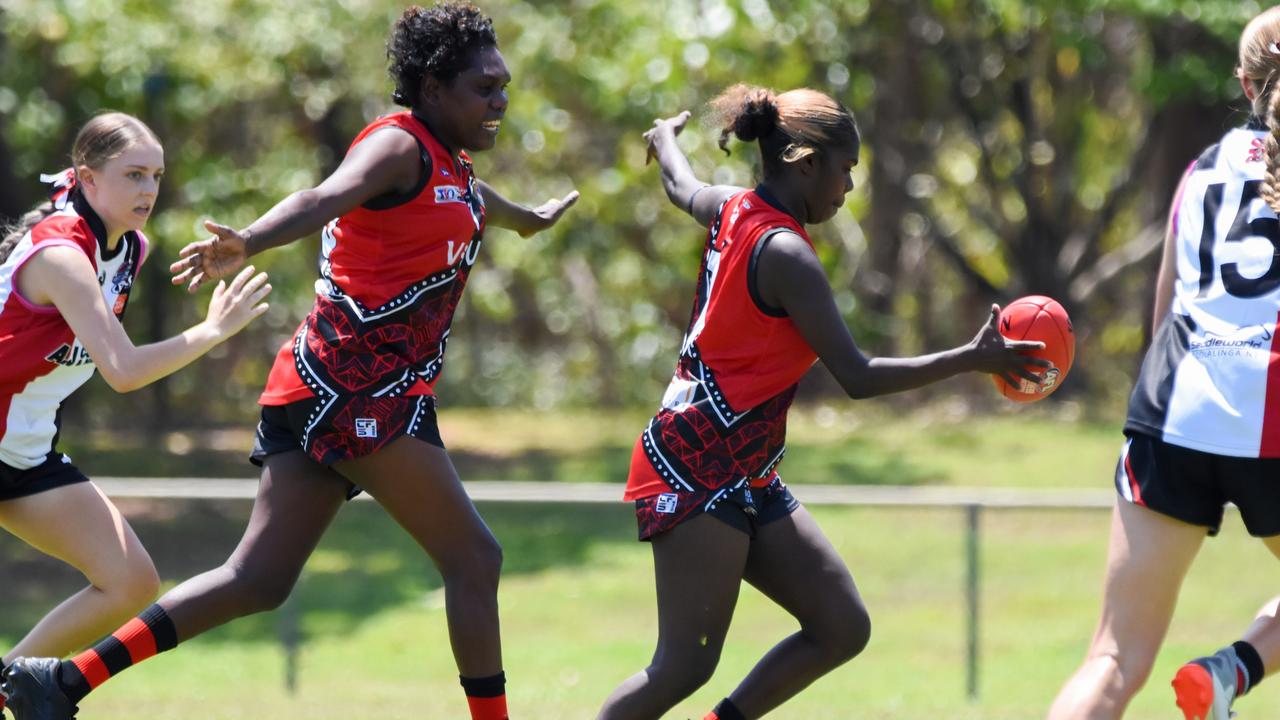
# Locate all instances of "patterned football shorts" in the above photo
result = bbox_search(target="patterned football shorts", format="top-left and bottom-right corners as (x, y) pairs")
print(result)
(633, 475), (800, 541)
(250, 395), (445, 498)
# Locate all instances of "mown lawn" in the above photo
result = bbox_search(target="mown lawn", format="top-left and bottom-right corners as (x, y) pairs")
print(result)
(4, 501), (1278, 718)
(6, 406), (1270, 718)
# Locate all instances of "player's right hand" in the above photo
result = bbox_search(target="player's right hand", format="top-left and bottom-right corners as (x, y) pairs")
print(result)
(170, 220), (249, 293)
(967, 304), (1049, 387)
(204, 265), (271, 339)
(644, 111), (692, 165)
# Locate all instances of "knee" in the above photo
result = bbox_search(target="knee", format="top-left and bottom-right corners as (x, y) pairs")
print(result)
(112, 556), (161, 611)
(226, 563), (297, 614)
(815, 602), (872, 666)
(649, 646), (721, 699)
(1085, 649), (1155, 700)
(442, 534), (503, 592)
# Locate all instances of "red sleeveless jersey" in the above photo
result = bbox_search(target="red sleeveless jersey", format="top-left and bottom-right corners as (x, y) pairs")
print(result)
(0, 180), (147, 468)
(625, 188), (818, 500)
(260, 112), (486, 405)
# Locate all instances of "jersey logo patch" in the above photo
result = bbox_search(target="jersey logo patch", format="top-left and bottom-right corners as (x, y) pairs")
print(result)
(46, 343), (93, 367)
(1249, 138), (1266, 163)
(435, 186), (466, 205)
(655, 493), (679, 514)
(355, 418), (378, 438)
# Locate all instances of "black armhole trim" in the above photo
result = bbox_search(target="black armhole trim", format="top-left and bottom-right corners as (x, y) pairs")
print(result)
(362, 130), (433, 211)
(748, 228), (791, 318)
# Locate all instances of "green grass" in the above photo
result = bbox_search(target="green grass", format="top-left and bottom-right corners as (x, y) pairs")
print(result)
(7, 407), (1258, 718)
(4, 499), (1278, 719)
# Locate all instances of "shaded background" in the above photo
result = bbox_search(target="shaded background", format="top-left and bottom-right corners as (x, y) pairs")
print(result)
(0, 0), (1265, 436)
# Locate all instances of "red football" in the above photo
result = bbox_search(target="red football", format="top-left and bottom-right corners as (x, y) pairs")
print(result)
(991, 295), (1075, 403)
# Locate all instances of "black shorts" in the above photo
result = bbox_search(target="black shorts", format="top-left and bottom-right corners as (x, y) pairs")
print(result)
(1116, 431), (1280, 537)
(634, 476), (800, 541)
(251, 395), (445, 497)
(0, 452), (89, 502)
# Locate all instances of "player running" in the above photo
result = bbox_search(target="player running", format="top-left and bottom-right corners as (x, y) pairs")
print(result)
(597, 86), (1045, 720)
(0, 112), (269, 718)
(3, 5), (574, 720)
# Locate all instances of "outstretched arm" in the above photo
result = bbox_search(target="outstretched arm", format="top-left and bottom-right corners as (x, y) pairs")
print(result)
(476, 180), (579, 237)
(643, 111), (739, 227)
(170, 128), (423, 292)
(756, 232), (1047, 398)
(20, 247), (270, 393)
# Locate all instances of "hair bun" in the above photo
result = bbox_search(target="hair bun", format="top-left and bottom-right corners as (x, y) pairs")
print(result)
(734, 89), (779, 142)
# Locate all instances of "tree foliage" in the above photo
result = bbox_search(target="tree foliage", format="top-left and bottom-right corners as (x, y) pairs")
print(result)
(0, 0), (1266, 429)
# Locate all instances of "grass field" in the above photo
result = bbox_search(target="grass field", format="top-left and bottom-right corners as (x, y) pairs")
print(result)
(6, 405), (1276, 718)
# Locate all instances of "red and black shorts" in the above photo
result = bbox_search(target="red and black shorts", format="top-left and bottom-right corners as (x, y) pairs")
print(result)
(1116, 431), (1280, 537)
(0, 451), (89, 502)
(633, 475), (800, 541)
(251, 394), (444, 497)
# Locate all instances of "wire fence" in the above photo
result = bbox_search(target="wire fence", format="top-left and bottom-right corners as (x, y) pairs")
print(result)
(92, 478), (1120, 699)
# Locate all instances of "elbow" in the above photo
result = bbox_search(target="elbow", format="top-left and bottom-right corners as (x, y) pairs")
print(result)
(99, 365), (141, 393)
(844, 384), (877, 401)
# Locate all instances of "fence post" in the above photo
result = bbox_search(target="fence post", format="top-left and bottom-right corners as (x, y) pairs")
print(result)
(965, 503), (981, 700)
(279, 586), (301, 694)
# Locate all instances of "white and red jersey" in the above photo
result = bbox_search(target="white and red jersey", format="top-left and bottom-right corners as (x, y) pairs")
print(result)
(625, 187), (818, 500)
(1127, 120), (1280, 457)
(0, 180), (147, 469)
(259, 111), (486, 408)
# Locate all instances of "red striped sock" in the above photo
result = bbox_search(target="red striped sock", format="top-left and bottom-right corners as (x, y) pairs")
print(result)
(61, 604), (177, 703)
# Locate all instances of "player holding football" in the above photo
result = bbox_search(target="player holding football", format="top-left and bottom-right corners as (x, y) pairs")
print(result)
(597, 86), (1045, 720)
(3, 5), (574, 720)
(1048, 7), (1280, 720)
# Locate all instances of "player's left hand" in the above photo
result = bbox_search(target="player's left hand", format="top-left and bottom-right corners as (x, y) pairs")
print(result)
(519, 191), (580, 237)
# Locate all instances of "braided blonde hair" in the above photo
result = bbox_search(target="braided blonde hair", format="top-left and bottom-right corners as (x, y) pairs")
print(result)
(1240, 7), (1280, 212)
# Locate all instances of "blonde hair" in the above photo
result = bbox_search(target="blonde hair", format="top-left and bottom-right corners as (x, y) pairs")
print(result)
(1240, 7), (1280, 211)
(708, 84), (859, 174)
(0, 112), (159, 262)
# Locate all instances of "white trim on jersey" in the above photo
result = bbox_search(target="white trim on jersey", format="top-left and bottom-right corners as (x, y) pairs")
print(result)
(1132, 126), (1280, 457)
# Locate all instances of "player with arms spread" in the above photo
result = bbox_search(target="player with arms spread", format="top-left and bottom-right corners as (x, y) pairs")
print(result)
(3, 5), (574, 720)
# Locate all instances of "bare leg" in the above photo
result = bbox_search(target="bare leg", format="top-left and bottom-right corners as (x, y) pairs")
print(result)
(334, 436), (505, 677)
(597, 514), (751, 720)
(0, 483), (159, 660)
(727, 507), (870, 717)
(1239, 596), (1280, 670)
(156, 450), (348, 639)
(1047, 500), (1206, 720)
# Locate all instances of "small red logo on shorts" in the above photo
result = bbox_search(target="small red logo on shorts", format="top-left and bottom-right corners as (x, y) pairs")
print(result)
(355, 418), (378, 438)
(655, 493), (679, 514)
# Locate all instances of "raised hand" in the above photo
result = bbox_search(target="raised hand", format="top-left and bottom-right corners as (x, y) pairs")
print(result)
(169, 220), (250, 293)
(968, 304), (1051, 388)
(518, 191), (581, 237)
(644, 110), (692, 165)
(203, 265), (271, 339)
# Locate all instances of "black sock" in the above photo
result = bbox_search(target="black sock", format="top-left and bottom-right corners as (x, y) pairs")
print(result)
(1233, 640), (1266, 695)
(459, 671), (506, 698)
(713, 697), (748, 720)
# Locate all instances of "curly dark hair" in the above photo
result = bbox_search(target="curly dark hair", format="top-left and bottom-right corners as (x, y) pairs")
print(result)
(387, 3), (498, 107)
